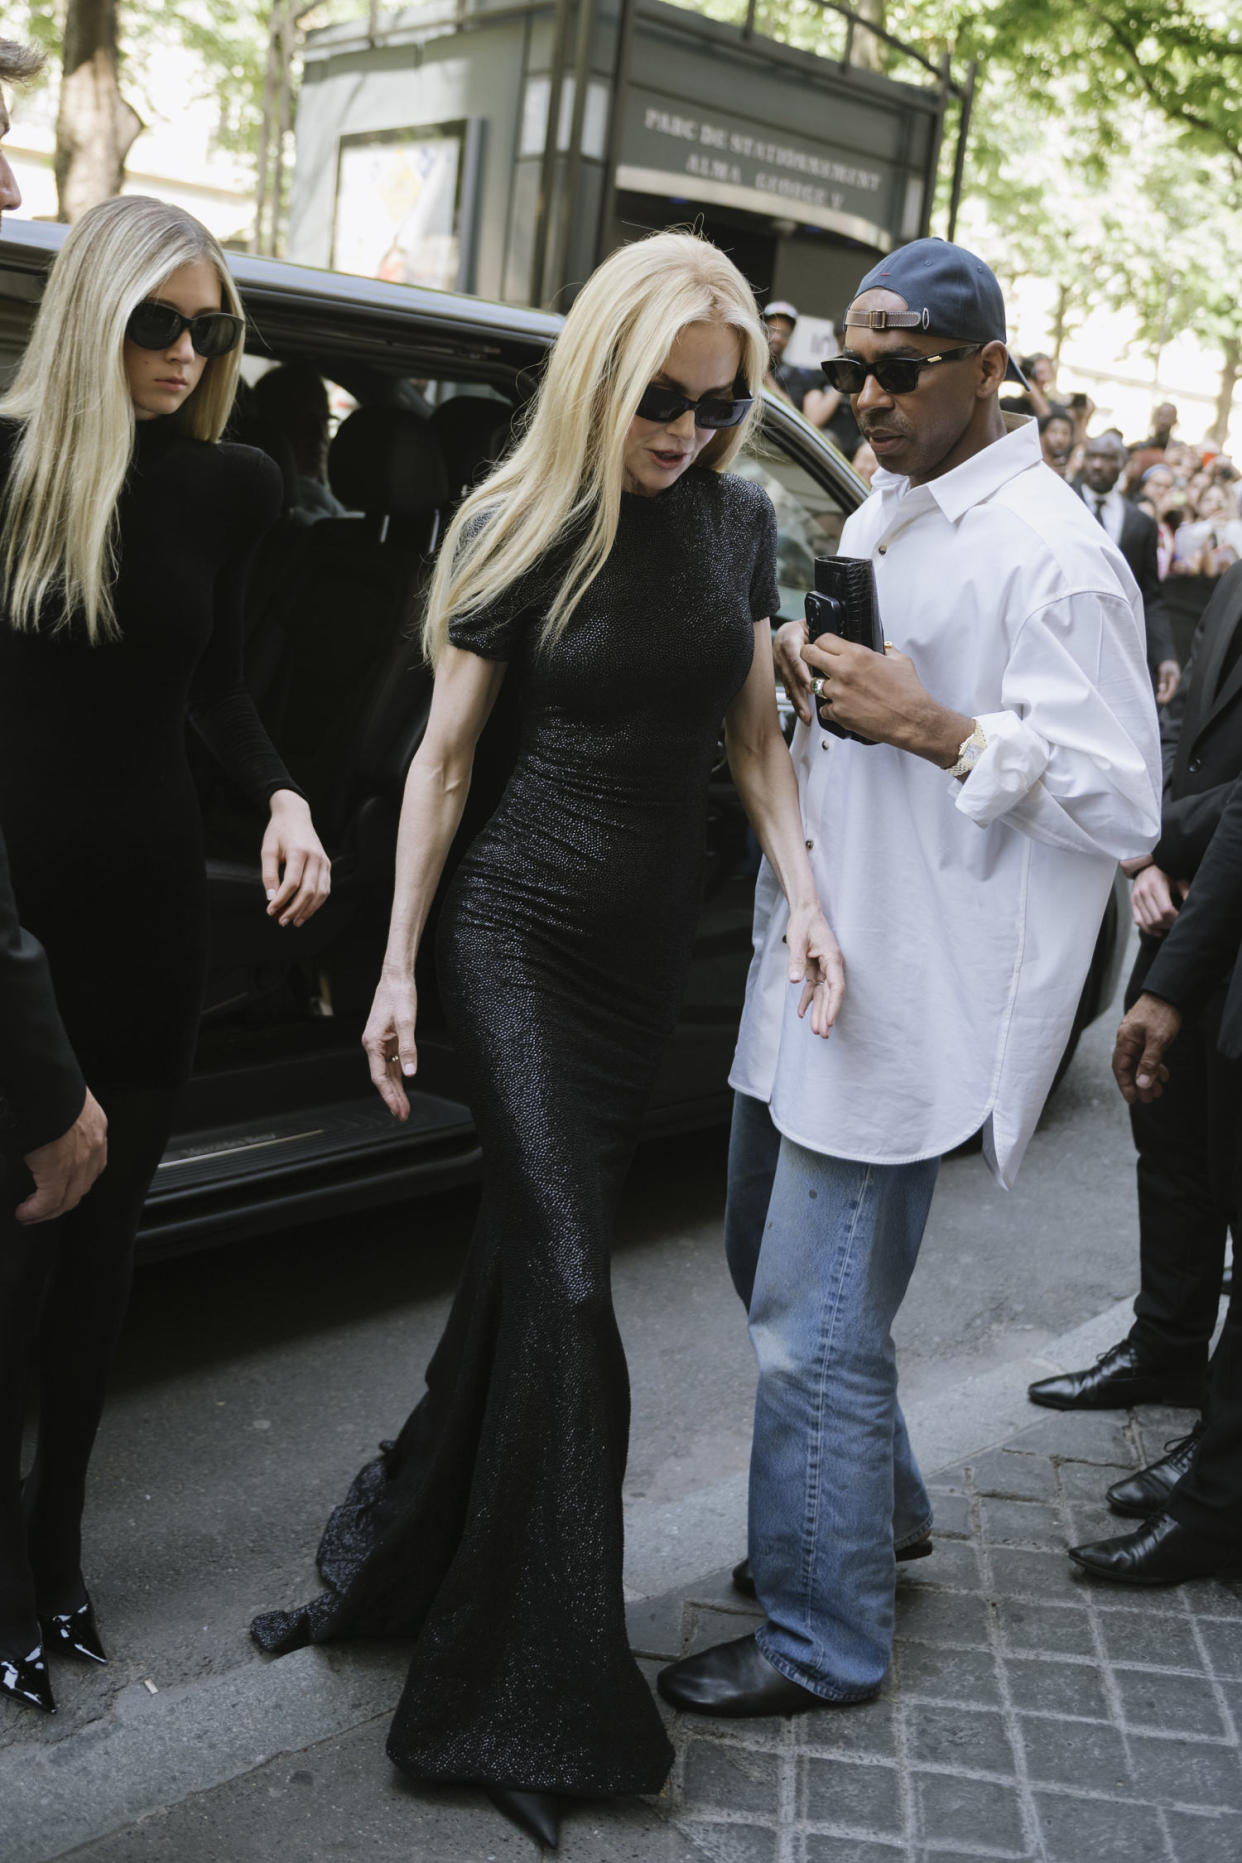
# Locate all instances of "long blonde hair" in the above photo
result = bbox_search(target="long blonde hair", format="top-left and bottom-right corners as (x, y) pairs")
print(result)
(1, 196), (245, 642)
(423, 230), (768, 666)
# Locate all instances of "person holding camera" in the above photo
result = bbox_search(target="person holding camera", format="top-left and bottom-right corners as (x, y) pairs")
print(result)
(659, 238), (1162, 1721)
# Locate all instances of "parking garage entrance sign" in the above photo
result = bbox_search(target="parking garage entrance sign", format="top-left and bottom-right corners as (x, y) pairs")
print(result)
(616, 85), (895, 248)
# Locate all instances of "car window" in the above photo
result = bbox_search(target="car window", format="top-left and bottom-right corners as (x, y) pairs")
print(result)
(732, 431), (852, 622)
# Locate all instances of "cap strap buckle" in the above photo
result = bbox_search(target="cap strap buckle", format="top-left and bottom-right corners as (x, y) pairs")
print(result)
(844, 307), (930, 332)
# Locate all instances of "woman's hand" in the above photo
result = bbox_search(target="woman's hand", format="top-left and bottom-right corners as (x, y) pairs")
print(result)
(786, 902), (845, 1038)
(773, 619), (814, 724)
(1130, 863), (1181, 935)
(362, 971), (419, 1119)
(261, 790), (332, 927)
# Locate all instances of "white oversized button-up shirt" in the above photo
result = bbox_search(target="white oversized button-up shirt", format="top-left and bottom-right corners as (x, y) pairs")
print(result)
(730, 419), (1162, 1189)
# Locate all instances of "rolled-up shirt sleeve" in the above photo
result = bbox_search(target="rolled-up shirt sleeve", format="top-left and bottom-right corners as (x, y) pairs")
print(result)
(952, 589), (1162, 861)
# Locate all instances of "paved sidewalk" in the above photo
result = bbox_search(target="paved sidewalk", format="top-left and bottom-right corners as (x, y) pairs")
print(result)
(634, 1403), (1240, 1863)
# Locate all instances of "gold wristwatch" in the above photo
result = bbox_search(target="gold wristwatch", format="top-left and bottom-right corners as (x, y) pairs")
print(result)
(948, 719), (987, 778)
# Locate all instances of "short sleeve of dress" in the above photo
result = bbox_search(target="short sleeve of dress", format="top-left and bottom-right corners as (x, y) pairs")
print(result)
(446, 578), (539, 663)
(748, 488), (780, 624)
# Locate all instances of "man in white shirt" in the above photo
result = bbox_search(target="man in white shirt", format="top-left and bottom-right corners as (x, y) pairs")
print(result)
(1078, 433), (1179, 705)
(659, 239), (1162, 1720)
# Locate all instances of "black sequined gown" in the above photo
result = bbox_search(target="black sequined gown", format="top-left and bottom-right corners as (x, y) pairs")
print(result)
(251, 467), (779, 1797)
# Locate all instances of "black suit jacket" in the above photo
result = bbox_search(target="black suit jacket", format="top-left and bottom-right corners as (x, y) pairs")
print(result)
(0, 823), (86, 1153)
(1080, 488), (1176, 674)
(1145, 770), (1242, 1060)
(1153, 560), (1242, 879)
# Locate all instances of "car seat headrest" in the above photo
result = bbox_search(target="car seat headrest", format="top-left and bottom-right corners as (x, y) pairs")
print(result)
(328, 405), (449, 517)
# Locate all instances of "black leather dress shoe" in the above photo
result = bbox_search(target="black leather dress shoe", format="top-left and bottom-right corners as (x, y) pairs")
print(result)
(41, 1595), (108, 1666)
(658, 1632), (851, 1717)
(1028, 1339), (1202, 1412)
(1107, 1423), (1203, 1519)
(484, 1786), (562, 1850)
(1069, 1511), (1238, 1585)
(731, 1537), (932, 1601)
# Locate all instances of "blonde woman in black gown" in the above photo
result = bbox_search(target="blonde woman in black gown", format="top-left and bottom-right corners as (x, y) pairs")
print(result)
(252, 231), (844, 1848)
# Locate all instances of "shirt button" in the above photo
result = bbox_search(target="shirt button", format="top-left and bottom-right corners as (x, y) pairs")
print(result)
(878, 543), (888, 555)
(1187, 757), (1202, 773)
(805, 838), (814, 850)
(821, 739), (830, 750)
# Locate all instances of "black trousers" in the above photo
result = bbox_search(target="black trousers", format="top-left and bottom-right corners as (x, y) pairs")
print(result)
(1167, 1085), (1242, 1554)
(0, 1086), (173, 1648)
(1125, 935), (1237, 1373)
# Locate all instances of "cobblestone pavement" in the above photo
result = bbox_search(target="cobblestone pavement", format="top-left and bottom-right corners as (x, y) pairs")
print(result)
(631, 1404), (1242, 1863)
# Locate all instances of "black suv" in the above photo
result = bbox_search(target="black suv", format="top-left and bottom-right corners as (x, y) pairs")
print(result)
(0, 223), (1125, 1253)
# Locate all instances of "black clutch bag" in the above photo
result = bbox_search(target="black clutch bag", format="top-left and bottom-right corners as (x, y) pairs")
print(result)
(804, 556), (884, 744)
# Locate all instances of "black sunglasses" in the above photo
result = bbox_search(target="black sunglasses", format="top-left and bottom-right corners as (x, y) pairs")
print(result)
(635, 381), (753, 430)
(126, 300), (245, 359)
(820, 345), (983, 397)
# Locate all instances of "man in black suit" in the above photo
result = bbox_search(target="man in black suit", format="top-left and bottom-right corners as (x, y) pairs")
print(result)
(1069, 775), (1242, 1582)
(1077, 435), (1179, 705)
(1029, 560), (1242, 1446)
(0, 39), (107, 1229)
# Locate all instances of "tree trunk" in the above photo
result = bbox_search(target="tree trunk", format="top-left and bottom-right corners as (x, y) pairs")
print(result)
(1050, 279), (1071, 373)
(1210, 335), (1241, 448)
(849, 0), (887, 73)
(54, 0), (142, 222)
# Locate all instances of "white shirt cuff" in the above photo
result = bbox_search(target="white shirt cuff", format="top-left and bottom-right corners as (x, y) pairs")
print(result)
(951, 710), (1050, 827)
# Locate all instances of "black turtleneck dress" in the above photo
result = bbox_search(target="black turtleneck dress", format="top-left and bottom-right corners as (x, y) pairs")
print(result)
(0, 417), (294, 1091)
(251, 467), (779, 1799)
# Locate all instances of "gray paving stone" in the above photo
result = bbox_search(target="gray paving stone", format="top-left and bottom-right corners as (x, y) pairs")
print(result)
(1098, 1608), (1204, 1672)
(628, 1588), (686, 1660)
(685, 1605), (765, 1658)
(969, 1450), (1058, 1503)
(1163, 1808), (1242, 1863)
(799, 1754), (905, 1835)
(682, 1741), (781, 1817)
(804, 1840), (911, 1862)
(914, 1772), (1027, 1853)
(926, 1492), (972, 1538)
(1013, 1413), (1137, 1465)
(1136, 1410), (1202, 1464)
(896, 1642), (1002, 1707)
(1114, 1668), (1227, 1739)
(1125, 1733), (1242, 1812)
(799, 1696), (898, 1760)
(1197, 1617), (1242, 1678)
(1018, 1715), (1131, 1793)
(894, 1588), (992, 1649)
(905, 1704), (1017, 1776)
(988, 1547), (1079, 1602)
(1065, 1501), (1126, 1547)
(1034, 1790), (1166, 1863)
(1089, 1577), (1196, 1615)
(899, 1539), (984, 1594)
(1184, 1582), (1242, 1618)
(979, 1498), (1064, 1550)
(995, 1599), (1096, 1659)
(1003, 1654), (1110, 1719)
(928, 1464), (968, 1495)
(1056, 1459), (1133, 1500)
(668, 1821), (780, 1862)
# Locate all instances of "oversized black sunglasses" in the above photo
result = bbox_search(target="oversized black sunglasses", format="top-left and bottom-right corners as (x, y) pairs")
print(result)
(821, 345), (983, 397)
(635, 382), (753, 430)
(125, 300), (245, 359)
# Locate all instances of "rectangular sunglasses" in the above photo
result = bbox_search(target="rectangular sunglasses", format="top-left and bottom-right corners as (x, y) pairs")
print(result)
(126, 300), (245, 359)
(635, 382), (754, 430)
(821, 345), (982, 396)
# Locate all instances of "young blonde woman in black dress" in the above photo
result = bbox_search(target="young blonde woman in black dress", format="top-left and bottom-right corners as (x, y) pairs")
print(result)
(252, 230), (844, 1849)
(0, 196), (330, 1715)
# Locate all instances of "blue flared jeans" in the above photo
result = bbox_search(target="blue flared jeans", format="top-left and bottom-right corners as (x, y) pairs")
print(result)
(725, 1090), (940, 1701)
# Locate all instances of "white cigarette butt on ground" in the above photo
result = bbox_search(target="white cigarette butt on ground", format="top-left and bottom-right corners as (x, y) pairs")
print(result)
(144, 1679), (158, 1695)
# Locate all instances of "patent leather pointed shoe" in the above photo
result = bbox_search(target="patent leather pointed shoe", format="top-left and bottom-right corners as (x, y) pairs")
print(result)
(0, 1645), (56, 1714)
(1106, 1423), (1203, 1519)
(41, 1597), (108, 1666)
(1069, 1510), (1239, 1586)
(1028, 1339), (1203, 1412)
(658, 1632), (854, 1718)
(731, 1537), (932, 1601)
(484, 1786), (562, 1850)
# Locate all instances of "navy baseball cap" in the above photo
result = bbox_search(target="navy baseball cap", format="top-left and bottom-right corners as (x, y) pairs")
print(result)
(847, 238), (1027, 384)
